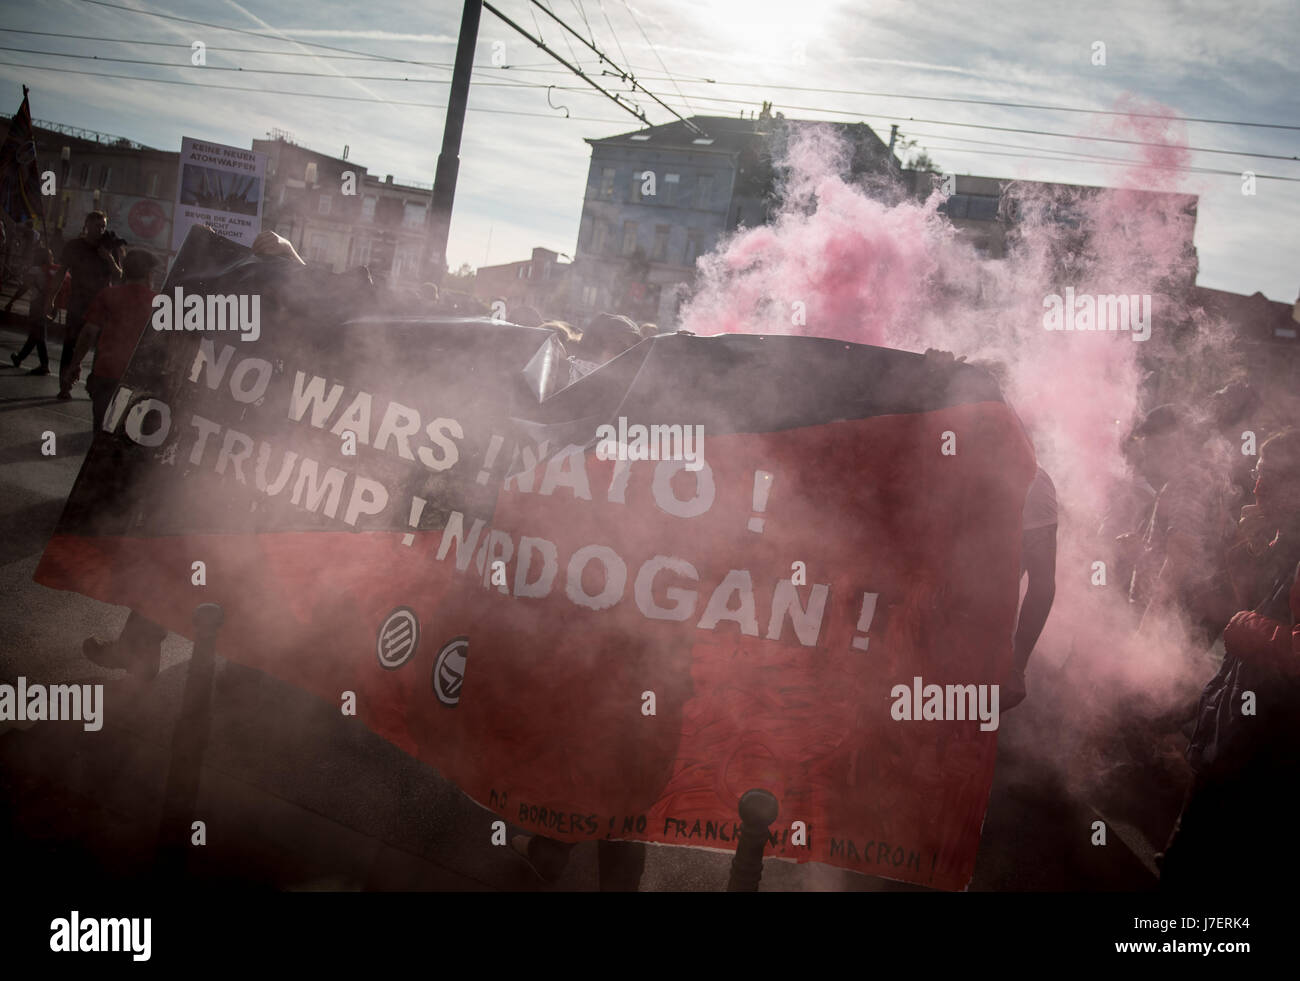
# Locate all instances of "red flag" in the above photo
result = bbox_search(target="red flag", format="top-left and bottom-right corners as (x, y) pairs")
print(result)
(36, 227), (1035, 890)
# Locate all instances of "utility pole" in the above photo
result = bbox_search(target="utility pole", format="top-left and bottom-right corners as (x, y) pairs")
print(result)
(427, 0), (482, 283)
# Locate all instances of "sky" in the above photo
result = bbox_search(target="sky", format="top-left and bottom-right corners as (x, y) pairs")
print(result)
(1, 0), (1296, 302)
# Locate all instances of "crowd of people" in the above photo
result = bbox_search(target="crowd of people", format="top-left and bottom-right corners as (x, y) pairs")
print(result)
(1095, 391), (1300, 892)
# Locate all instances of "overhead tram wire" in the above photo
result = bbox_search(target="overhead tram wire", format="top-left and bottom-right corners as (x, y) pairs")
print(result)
(0, 28), (600, 74)
(597, 0), (634, 68)
(481, 0), (653, 128)
(523, 0), (705, 135)
(73, 0), (460, 70)
(630, 90), (1299, 163)
(0, 43), (659, 98)
(19, 24), (1295, 132)
(620, 0), (695, 117)
(906, 143), (1300, 182)
(599, 73), (1300, 132)
(8, 36), (1290, 165)
(0, 58), (629, 123)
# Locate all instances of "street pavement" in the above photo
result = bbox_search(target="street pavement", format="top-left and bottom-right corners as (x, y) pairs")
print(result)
(0, 294), (1162, 892)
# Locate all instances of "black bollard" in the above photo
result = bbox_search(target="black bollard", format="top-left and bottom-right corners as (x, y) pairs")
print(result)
(726, 788), (779, 892)
(153, 603), (223, 882)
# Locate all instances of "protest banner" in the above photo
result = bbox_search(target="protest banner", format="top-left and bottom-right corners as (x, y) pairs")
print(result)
(169, 137), (265, 254)
(36, 226), (1035, 889)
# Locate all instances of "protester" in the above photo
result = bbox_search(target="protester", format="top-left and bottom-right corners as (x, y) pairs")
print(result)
(56, 212), (123, 400)
(1128, 404), (1240, 647)
(1159, 429), (1300, 892)
(539, 319), (581, 344)
(61, 249), (157, 434)
(1006, 465), (1058, 709)
(511, 311), (649, 889)
(252, 229), (305, 265)
(5, 246), (58, 375)
(568, 312), (641, 383)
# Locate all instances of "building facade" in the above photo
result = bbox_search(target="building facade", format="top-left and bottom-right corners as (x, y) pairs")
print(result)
(254, 136), (433, 287)
(473, 247), (572, 319)
(572, 109), (898, 326)
(1, 117), (178, 268)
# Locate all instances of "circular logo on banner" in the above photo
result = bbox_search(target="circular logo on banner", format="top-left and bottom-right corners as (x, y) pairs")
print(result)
(376, 607), (419, 670)
(433, 637), (469, 707)
(128, 200), (167, 242)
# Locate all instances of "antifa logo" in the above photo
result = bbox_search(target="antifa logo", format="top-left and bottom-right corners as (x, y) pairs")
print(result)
(376, 607), (419, 670)
(433, 637), (469, 707)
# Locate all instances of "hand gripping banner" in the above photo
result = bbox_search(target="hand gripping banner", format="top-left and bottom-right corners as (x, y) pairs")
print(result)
(37, 227), (1036, 889)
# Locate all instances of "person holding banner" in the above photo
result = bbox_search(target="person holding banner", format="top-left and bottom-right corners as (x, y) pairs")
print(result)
(61, 249), (157, 434)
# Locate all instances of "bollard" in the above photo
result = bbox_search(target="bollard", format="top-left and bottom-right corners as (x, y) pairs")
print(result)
(725, 788), (779, 892)
(153, 603), (223, 882)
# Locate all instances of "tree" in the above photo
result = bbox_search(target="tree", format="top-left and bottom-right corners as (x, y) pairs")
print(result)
(907, 151), (940, 173)
(445, 262), (475, 289)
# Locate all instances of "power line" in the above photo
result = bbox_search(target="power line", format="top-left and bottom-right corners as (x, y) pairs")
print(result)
(523, 0), (701, 134)
(0, 41), (661, 99)
(74, 0), (449, 68)
(24, 22), (1297, 134)
(0, 58), (628, 122)
(597, 0), (634, 69)
(913, 143), (1300, 182)
(620, 0), (694, 116)
(540, 1), (583, 69)
(570, 0), (596, 44)
(6, 60), (1294, 185)
(610, 74), (1300, 132)
(638, 91), (1299, 163)
(482, 0), (652, 127)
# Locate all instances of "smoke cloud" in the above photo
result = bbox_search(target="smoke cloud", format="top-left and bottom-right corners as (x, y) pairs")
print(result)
(678, 99), (1242, 821)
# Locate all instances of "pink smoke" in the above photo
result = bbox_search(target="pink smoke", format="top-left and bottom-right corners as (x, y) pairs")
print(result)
(679, 99), (1227, 802)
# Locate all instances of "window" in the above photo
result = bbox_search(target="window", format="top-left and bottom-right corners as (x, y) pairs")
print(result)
(78, 163), (90, 187)
(652, 224), (669, 261)
(685, 230), (702, 263)
(696, 174), (713, 209)
(146, 172), (159, 197)
(100, 166), (112, 190)
(308, 234), (329, 262)
(591, 220), (608, 253)
(691, 137), (714, 146)
(403, 202), (426, 228)
(663, 173), (679, 205)
(600, 167), (615, 199)
(318, 195), (332, 215)
(356, 239), (372, 266)
(361, 196), (377, 221)
(305, 161), (318, 184)
(622, 220), (638, 255)
(582, 285), (598, 307)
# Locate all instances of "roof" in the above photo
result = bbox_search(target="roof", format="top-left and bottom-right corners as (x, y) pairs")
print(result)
(587, 114), (891, 157)
(1190, 286), (1297, 341)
